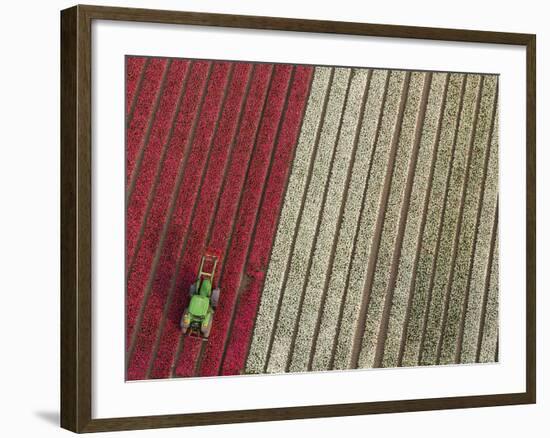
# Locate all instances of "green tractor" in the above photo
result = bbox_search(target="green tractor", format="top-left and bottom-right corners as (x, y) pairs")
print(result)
(180, 254), (220, 339)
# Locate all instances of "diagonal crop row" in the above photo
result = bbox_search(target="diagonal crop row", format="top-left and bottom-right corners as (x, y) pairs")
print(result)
(142, 63), (252, 379)
(400, 74), (465, 367)
(126, 58), (168, 188)
(311, 69), (387, 371)
(245, 67), (332, 374)
(478, 222), (499, 363)
(420, 75), (481, 365)
(380, 73), (448, 368)
(126, 56), (147, 119)
(170, 64), (274, 378)
(125, 60), (189, 274)
(197, 65), (294, 377)
(461, 101), (499, 363)
(358, 72), (426, 369)
(266, 68), (351, 374)
(438, 76), (497, 365)
(221, 66), (313, 376)
(289, 68), (369, 373)
(126, 62), (231, 379)
(332, 70), (405, 370)
(125, 61), (211, 351)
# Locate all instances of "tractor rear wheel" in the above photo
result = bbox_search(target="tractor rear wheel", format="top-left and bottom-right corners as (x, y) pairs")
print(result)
(189, 283), (196, 297)
(211, 288), (220, 308)
(201, 318), (212, 338)
(180, 314), (190, 333)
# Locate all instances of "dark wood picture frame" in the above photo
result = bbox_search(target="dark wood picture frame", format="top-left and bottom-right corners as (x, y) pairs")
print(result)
(60, 4), (536, 433)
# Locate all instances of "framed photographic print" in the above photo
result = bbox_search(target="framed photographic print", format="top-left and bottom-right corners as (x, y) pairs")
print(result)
(60, 4), (536, 433)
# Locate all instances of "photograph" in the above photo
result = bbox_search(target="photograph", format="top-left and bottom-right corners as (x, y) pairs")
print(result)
(125, 57), (500, 380)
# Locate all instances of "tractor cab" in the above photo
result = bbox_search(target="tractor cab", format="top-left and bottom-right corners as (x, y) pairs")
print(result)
(188, 281), (211, 316)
